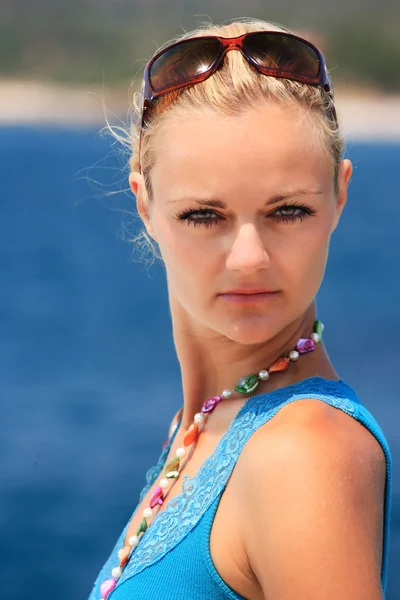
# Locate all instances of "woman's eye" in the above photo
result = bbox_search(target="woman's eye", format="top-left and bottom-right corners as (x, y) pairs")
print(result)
(276, 206), (299, 217)
(175, 208), (220, 229)
(273, 204), (317, 224)
(273, 206), (310, 223)
(175, 203), (315, 228)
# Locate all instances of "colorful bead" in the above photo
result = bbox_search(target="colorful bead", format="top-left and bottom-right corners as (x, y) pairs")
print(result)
(100, 578), (117, 599)
(269, 357), (290, 372)
(136, 518), (148, 536)
(165, 457), (180, 478)
(202, 396), (222, 413)
(183, 423), (199, 446)
(118, 545), (131, 567)
(149, 486), (164, 509)
(234, 374), (259, 394)
(314, 320), (324, 338)
(296, 338), (315, 354)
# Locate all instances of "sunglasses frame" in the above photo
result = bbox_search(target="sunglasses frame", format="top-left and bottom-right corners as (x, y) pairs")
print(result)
(138, 30), (335, 172)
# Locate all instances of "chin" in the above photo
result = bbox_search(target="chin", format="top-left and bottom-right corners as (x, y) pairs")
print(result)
(219, 317), (277, 345)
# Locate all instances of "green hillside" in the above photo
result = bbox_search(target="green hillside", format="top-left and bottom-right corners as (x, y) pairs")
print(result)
(1, 0), (399, 90)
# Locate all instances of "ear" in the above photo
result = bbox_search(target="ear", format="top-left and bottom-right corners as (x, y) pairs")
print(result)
(128, 171), (157, 241)
(331, 158), (353, 233)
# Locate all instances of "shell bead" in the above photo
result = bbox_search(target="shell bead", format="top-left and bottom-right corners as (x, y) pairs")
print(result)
(143, 507), (153, 518)
(314, 320), (324, 338)
(234, 374), (259, 394)
(221, 389), (232, 399)
(183, 423), (199, 446)
(296, 338), (315, 354)
(259, 369), (269, 381)
(269, 357), (290, 372)
(310, 332), (320, 343)
(165, 457), (180, 478)
(289, 350), (299, 361)
(136, 518), (148, 536)
(118, 545), (131, 566)
(149, 486), (164, 509)
(100, 578), (117, 599)
(202, 396), (222, 413)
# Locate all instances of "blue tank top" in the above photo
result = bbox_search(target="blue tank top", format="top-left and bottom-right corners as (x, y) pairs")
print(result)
(88, 377), (393, 599)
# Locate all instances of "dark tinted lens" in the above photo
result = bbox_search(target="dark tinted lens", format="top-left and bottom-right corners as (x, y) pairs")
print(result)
(149, 38), (222, 94)
(243, 32), (320, 80)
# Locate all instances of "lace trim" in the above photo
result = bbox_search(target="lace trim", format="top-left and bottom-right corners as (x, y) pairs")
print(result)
(114, 377), (359, 589)
(139, 414), (183, 502)
(139, 444), (173, 503)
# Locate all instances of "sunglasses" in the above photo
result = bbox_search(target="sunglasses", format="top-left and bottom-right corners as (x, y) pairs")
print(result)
(138, 30), (336, 172)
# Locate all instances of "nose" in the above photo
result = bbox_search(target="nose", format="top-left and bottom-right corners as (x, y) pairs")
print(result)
(225, 222), (271, 274)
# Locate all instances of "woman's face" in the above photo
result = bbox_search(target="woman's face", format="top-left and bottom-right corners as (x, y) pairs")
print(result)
(132, 102), (352, 344)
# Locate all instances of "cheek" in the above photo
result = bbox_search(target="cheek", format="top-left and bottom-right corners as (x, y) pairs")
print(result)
(155, 217), (216, 293)
(288, 224), (331, 293)
(271, 216), (332, 292)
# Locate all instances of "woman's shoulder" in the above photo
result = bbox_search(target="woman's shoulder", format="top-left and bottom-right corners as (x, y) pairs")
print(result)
(230, 383), (388, 535)
(233, 374), (388, 469)
(240, 392), (386, 474)
(233, 395), (387, 597)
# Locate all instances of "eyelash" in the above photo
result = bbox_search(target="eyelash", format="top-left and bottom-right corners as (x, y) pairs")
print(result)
(174, 203), (317, 229)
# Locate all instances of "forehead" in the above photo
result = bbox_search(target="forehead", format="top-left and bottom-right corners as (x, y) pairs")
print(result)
(151, 102), (332, 198)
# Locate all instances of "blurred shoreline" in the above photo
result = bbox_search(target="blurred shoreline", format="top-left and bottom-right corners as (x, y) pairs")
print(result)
(2, 77), (400, 141)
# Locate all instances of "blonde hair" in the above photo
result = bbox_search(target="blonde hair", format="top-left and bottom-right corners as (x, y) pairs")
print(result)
(105, 17), (343, 262)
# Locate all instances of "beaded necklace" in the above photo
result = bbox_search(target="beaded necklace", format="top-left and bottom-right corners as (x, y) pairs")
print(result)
(98, 320), (324, 599)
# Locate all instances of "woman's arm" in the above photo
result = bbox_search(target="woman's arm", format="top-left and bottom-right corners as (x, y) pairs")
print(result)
(240, 401), (386, 600)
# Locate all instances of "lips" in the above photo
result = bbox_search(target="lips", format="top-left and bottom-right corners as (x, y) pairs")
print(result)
(218, 290), (279, 304)
(220, 289), (278, 295)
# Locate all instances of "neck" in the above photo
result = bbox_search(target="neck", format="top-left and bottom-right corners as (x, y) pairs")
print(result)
(169, 297), (337, 430)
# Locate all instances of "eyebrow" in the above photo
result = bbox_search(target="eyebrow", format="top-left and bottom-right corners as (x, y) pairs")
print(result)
(166, 189), (323, 208)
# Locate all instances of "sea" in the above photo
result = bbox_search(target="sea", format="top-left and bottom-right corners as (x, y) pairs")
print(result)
(0, 126), (399, 599)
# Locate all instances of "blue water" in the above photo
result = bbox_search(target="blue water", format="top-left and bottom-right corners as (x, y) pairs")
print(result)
(0, 126), (399, 599)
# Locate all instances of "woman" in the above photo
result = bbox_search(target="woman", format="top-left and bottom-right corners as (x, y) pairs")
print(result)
(89, 17), (392, 600)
